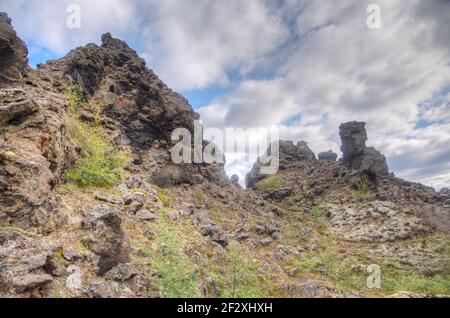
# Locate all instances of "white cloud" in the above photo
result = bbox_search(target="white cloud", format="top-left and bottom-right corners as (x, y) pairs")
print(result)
(1, 0), (449, 189)
(199, 0), (450, 189)
(0, 0), (137, 54)
(137, 0), (288, 90)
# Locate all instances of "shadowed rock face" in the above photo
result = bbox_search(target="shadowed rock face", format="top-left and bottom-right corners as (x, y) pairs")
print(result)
(0, 88), (77, 228)
(318, 150), (338, 162)
(339, 121), (367, 161)
(0, 13), (29, 87)
(339, 121), (388, 182)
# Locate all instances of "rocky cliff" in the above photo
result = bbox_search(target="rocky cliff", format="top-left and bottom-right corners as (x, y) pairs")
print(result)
(0, 13), (449, 298)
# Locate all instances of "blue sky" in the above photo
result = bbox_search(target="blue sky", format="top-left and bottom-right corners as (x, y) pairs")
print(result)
(1, 0), (449, 189)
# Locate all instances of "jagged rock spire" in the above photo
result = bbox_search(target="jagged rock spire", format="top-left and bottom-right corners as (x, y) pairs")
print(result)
(339, 121), (389, 181)
(0, 12), (29, 87)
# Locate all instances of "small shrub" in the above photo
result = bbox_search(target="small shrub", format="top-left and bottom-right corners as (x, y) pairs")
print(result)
(64, 85), (128, 188)
(65, 132), (128, 188)
(150, 219), (199, 298)
(65, 84), (84, 114)
(220, 241), (264, 298)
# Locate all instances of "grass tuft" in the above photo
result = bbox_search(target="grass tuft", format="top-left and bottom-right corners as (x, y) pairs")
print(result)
(352, 181), (372, 201)
(219, 241), (265, 298)
(150, 217), (200, 298)
(257, 177), (282, 190)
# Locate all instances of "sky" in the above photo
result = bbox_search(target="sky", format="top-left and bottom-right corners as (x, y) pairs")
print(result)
(1, 0), (449, 189)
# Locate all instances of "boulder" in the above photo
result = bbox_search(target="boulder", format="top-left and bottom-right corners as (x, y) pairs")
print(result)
(65, 265), (83, 291)
(318, 150), (338, 162)
(104, 263), (138, 281)
(151, 164), (195, 188)
(0, 230), (55, 295)
(230, 174), (240, 186)
(193, 209), (229, 246)
(82, 205), (130, 275)
(89, 279), (135, 298)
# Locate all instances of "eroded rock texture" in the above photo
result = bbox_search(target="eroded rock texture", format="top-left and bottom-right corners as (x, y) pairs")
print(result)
(0, 12), (449, 298)
(0, 13), (29, 87)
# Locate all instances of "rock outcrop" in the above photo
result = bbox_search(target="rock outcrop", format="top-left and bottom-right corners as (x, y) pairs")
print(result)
(82, 205), (130, 275)
(246, 140), (316, 188)
(339, 121), (389, 182)
(1, 12), (449, 299)
(318, 150), (338, 162)
(0, 13), (29, 87)
(0, 230), (55, 296)
(0, 88), (76, 228)
(35, 32), (199, 149)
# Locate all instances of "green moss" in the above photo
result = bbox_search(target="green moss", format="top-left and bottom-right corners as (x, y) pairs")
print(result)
(49, 287), (62, 298)
(257, 177), (282, 190)
(194, 191), (204, 204)
(55, 248), (65, 261)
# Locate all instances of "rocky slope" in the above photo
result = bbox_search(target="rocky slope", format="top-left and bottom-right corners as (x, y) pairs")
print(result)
(0, 13), (449, 298)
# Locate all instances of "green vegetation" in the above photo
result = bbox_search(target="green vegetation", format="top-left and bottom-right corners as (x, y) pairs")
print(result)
(55, 248), (65, 261)
(65, 84), (84, 114)
(311, 204), (325, 218)
(56, 183), (79, 195)
(75, 241), (91, 256)
(295, 250), (450, 295)
(352, 181), (372, 201)
(382, 265), (450, 295)
(64, 84), (128, 188)
(219, 241), (264, 298)
(257, 177), (282, 190)
(194, 191), (204, 204)
(150, 216), (200, 298)
(156, 187), (176, 208)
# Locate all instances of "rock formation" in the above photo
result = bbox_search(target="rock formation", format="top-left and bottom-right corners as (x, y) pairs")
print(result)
(0, 12), (449, 298)
(339, 121), (389, 183)
(318, 150), (338, 162)
(246, 140), (316, 188)
(0, 13), (29, 87)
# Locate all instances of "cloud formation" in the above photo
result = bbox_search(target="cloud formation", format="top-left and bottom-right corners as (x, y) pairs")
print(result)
(1, 0), (448, 189)
(198, 0), (450, 189)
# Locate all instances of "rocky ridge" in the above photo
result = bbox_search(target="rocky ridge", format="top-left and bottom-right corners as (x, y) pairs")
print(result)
(0, 13), (449, 298)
